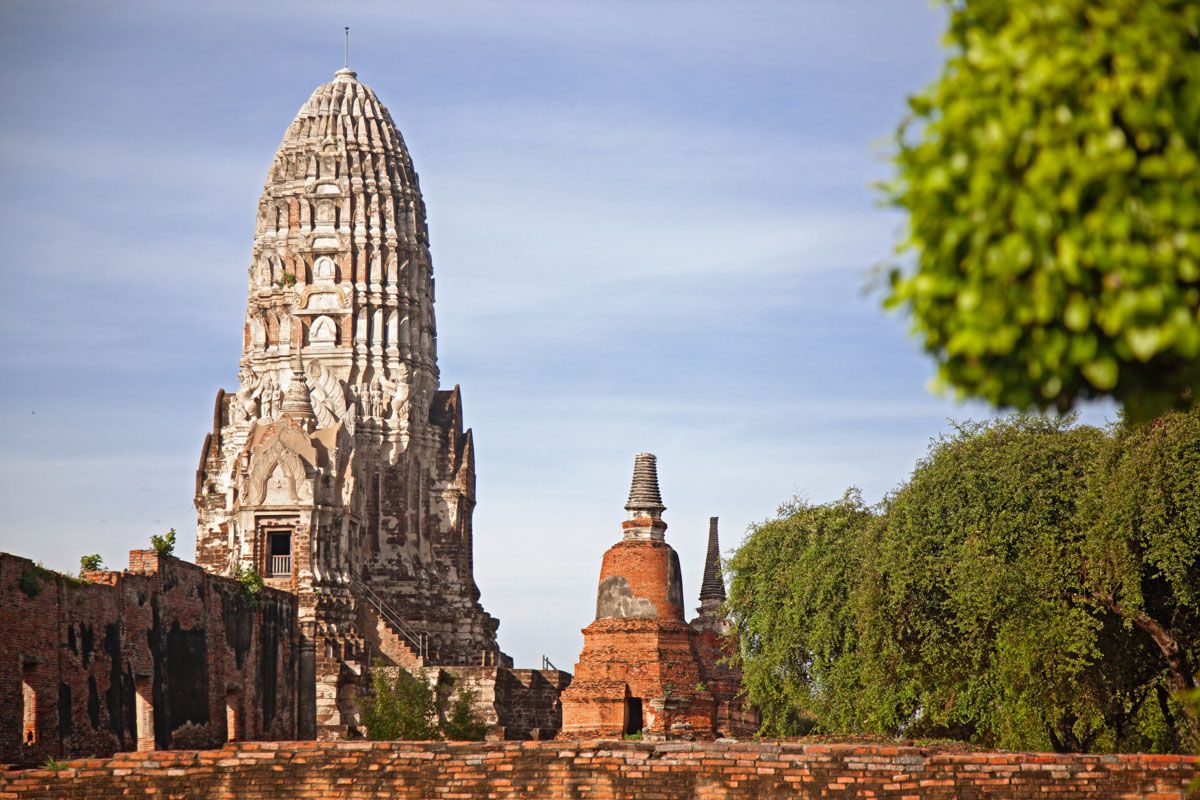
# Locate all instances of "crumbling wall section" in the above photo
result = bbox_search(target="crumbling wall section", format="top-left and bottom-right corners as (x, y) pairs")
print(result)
(430, 666), (572, 740)
(0, 551), (299, 767)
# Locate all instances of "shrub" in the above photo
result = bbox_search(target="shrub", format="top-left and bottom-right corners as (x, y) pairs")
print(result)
(149, 528), (176, 556)
(359, 668), (491, 741)
(235, 564), (265, 608)
(17, 564), (55, 598)
(79, 554), (103, 573)
(360, 667), (439, 741)
(441, 689), (488, 741)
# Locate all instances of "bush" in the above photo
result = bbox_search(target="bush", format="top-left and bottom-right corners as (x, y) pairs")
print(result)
(442, 689), (488, 741)
(17, 564), (54, 599)
(79, 554), (103, 573)
(149, 528), (176, 556)
(360, 667), (439, 741)
(359, 668), (491, 741)
(235, 564), (265, 608)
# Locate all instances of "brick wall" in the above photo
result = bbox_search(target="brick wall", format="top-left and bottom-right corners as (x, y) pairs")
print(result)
(0, 740), (1194, 798)
(0, 552), (300, 767)
(429, 666), (572, 739)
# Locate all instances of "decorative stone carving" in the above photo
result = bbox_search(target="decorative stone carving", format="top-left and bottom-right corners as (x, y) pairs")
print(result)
(380, 365), (410, 423)
(314, 256), (336, 284)
(309, 316), (337, 348)
(235, 367), (262, 422)
(367, 379), (383, 419)
(253, 258), (271, 287)
(304, 359), (348, 430)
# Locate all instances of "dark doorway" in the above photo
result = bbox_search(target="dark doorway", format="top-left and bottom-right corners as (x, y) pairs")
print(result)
(624, 696), (643, 735)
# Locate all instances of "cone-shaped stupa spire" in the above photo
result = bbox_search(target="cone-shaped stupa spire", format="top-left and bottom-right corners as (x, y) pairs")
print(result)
(699, 516), (726, 602)
(625, 452), (666, 519)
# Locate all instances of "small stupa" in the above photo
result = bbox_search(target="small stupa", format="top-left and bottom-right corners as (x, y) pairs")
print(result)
(560, 453), (755, 739)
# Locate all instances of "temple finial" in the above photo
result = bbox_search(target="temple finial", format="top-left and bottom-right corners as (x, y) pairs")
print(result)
(344, 27), (350, 69)
(699, 516), (726, 602)
(624, 452), (666, 519)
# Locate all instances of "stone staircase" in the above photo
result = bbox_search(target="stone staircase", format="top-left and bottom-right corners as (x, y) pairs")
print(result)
(350, 574), (426, 671)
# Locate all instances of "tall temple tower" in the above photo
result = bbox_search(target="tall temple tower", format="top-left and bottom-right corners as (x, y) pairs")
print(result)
(194, 67), (507, 737)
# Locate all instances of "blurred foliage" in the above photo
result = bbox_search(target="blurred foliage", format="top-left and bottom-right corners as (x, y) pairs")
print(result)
(882, 1), (1200, 422)
(727, 412), (1200, 752)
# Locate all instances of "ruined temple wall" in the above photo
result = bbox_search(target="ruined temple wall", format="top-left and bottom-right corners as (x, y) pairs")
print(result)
(0, 552), (300, 768)
(429, 667), (572, 740)
(1, 740), (1194, 799)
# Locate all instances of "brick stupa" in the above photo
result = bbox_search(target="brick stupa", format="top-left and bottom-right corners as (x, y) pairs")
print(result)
(560, 453), (754, 739)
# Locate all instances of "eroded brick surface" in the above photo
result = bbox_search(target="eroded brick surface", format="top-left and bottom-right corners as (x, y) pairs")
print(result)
(0, 740), (1193, 799)
(0, 552), (299, 768)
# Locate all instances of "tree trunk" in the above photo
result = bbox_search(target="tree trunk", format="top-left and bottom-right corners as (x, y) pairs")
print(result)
(1156, 684), (1182, 754)
(1091, 591), (1198, 746)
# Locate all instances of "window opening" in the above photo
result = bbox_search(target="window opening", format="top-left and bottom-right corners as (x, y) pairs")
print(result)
(21, 662), (37, 745)
(268, 532), (292, 577)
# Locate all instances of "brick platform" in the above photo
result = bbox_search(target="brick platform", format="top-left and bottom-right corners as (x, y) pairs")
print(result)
(0, 739), (1194, 799)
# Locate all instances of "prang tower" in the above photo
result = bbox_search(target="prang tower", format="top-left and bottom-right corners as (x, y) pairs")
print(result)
(194, 67), (506, 737)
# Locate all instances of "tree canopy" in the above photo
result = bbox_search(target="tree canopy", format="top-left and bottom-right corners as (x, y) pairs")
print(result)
(726, 490), (876, 736)
(726, 411), (1200, 753)
(882, 1), (1200, 421)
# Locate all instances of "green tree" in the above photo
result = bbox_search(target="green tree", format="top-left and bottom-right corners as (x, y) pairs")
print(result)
(360, 667), (439, 741)
(150, 528), (176, 556)
(726, 416), (1194, 752)
(725, 490), (877, 736)
(883, 1), (1200, 422)
(79, 554), (103, 573)
(1080, 408), (1200, 748)
(869, 416), (1166, 752)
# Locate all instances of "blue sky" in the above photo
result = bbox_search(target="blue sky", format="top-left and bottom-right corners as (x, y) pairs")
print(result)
(0, 1), (1113, 668)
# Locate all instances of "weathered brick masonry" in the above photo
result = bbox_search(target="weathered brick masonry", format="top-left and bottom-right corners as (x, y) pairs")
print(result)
(0, 552), (298, 768)
(0, 740), (1194, 799)
(562, 454), (755, 739)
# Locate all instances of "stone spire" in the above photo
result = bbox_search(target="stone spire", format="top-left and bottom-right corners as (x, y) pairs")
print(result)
(625, 452), (666, 519)
(230, 65), (441, 445)
(699, 517), (726, 603)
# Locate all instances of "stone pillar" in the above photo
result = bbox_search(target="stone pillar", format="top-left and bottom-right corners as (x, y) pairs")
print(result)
(298, 623), (317, 740)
